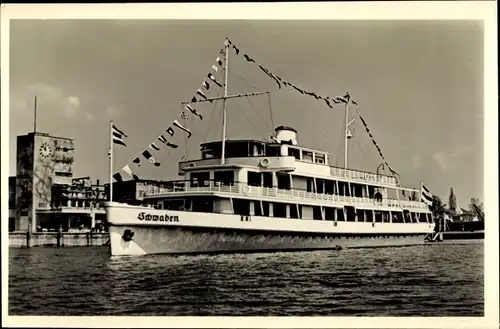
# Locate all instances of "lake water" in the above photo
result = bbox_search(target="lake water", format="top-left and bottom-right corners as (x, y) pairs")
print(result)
(8, 242), (483, 316)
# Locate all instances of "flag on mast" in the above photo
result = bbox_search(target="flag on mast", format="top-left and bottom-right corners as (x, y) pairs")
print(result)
(112, 124), (128, 147)
(421, 183), (433, 206)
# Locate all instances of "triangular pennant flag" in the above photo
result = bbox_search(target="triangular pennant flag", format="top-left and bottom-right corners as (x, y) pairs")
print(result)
(113, 172), (123, 182)
(191, 96), (197, 103)
(122, 165), (133, 177)
(196, 89), (208, 101)
(232, 44), (240, 55)
(142, 150), (161, 167)
(208, 73), (223, 88)
(112, 124), (127, 147)
(150, 143), (160, 151)
(216, 57), (223, 67)
(202, 80), (210, 90)
(172, 120), (192, 138)
(158, 135), (168, 144)
(211, 64), (218, 72)
(186, 104), (203, 120)
(132, 157), (141, 167)
(132, 174), (140, 181)
(166, 127), (175, 136)
(180, 112), (189, 120)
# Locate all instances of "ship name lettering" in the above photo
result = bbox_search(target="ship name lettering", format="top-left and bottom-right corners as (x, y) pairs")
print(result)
(137, 212), (179, 222)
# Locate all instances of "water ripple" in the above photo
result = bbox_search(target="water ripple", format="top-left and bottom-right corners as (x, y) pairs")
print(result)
(8, 243), (483, 316)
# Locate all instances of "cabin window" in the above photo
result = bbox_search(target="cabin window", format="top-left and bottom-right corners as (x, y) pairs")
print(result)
(392, 211), (404, 223)
(247, 171), (262, 187)
(336, 208), (345, 221)
(277, 174), (291, 190)
(191, 171), (210, 187)
(325, 207), (335, 221)
(306, 178), (313, 192)
(290, 204), (302, 219)
(288, 148), (301, 160)
(316, 179), (324, 194)
(191, 197), (213, 213)
(262, 201), (270, 216)
(266, 146), (281, 157)
(226, 142), (251, 158)
(426, 213), (432, 223)
(315, 153), (325, 164)
(233, 199), (250, 216)
(252, 143), (265, 156)
(263, 173), (273, 188)
(366, 210), (374, 222)
(383, 212), (390, 223)
(164, 199), (185, 211)
(403, 210), (411, 223)
(375, 211), (383, 222)
(303, 151), (313, 162)
(356, 209), (365, 222)
(368, 185), (375, 198)
(324, 180), (334, 195)
(346, 206), (356, 222)
(214, 170), (234, 186)
(419, 213), (427, 223)
(273, 203), (287, 218)
(313, 206), (322, 220)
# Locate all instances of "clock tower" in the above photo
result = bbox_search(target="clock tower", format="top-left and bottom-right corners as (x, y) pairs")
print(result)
(15, 132), (74, 232)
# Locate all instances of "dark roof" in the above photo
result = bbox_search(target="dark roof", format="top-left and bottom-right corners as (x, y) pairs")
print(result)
(200, 139), (267, 147)
(275, 125), (297, 133)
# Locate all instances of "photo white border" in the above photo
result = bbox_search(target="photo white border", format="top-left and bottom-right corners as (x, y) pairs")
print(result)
(1, 2), (498, 328)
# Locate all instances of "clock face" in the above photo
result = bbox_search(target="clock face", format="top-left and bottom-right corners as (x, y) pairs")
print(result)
(39, 142), (53, 160)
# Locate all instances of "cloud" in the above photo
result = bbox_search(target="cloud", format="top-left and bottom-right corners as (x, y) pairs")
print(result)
(63, 96), (81, 118)
(433, 145), (474, 171)
(15, 83), (85, 120)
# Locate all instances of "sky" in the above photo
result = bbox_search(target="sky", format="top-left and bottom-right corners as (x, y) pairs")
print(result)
(8, 19), (484, 208)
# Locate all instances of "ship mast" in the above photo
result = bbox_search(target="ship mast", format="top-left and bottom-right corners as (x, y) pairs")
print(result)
(344, 101), (354, 169)
(221, 39), (230, 166)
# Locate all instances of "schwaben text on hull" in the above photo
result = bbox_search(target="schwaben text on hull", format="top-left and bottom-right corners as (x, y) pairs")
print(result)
(104, 38), (436, 256)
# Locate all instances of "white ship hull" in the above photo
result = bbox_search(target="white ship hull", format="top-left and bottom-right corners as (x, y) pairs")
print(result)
(104, 202), (435, 256)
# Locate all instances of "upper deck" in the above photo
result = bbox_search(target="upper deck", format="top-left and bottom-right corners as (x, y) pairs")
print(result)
(180, 139), (398, 187)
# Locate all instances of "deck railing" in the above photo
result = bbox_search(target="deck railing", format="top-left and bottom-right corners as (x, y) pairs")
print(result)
(144, 182), (428, 210)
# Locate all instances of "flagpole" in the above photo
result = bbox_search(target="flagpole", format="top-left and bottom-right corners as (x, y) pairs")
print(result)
(344, 102), (349, 169)
(221, 39), (229, 166)
(109, 120), (113, 202)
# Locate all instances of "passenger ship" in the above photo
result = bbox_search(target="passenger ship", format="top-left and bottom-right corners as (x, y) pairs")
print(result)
(104, 41), (435, 256)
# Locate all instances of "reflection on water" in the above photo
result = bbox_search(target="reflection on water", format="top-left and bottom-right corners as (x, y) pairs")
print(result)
(9, 242), (483, 316)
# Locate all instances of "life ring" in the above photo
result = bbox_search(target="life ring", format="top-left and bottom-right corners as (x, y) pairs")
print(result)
(242, 185), (250, 195)
(259, 158), (270, 168)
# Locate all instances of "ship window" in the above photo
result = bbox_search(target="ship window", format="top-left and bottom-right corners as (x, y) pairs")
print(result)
(366, 210), (373, 222)
(252, 143), (265, 156)
(277, 174), (291, 190)
(356, 209), (365, 222)
(315, 153), (325, 164)
(336, 208), (345, 221)
(191, 172), (210, 187)
(214, 170), (234, 186)
(325, 207), (335, 221)
(313, 206), (322, 220)
(288, 147), (301, 160)
(374, 211), (383, 222)
(290, 204), (301, 219)
(266, 146), (280, 157)
(306, 178), (313, 192)
(383, 212), (390, 223)
(262, 201), (270, 216)
(273, 203), (287, 218)
(426, 213), (432, 223)
(164, 199), (185, 211)
(233, 199), (250, 216)
(325, 180), (334, 195)
(346, 206), (356, 222)
(392, 211), (404, 223)
(303, 151), (313, 162)
(419, 213), (427, 223)
(248, 171), (261, 187)
(192, 197), (213, 213)
(263, 172), (273, 188)
(316, 179), (324, 194)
